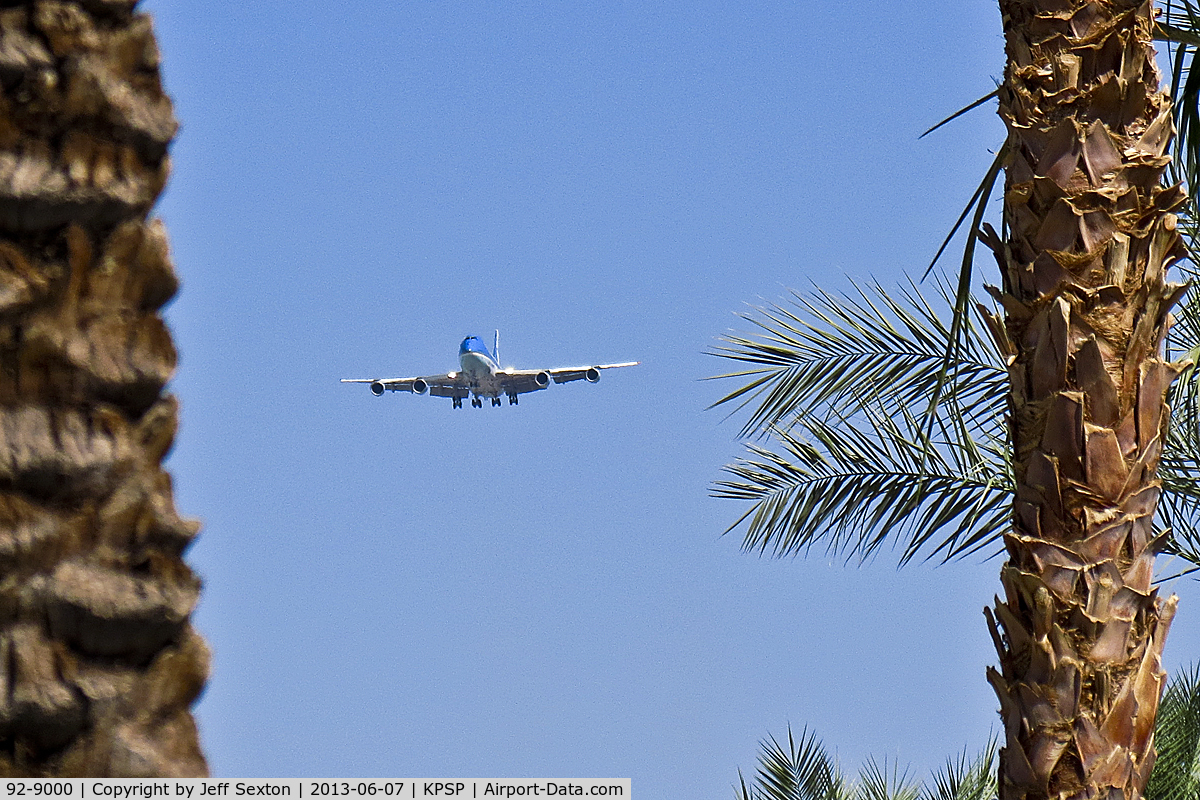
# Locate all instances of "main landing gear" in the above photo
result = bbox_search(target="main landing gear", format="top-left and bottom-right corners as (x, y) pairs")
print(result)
(454, 394), (512, 409)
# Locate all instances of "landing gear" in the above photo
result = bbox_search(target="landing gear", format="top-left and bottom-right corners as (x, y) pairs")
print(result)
(507, 393), (518, 405)
(452, 397), (463, 409)
(471, 397), (483, 408)
(491, 397), (502, 407)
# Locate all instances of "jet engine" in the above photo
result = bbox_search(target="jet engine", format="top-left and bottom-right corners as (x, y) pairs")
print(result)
(370, 381), (385, 396)
(535, 371), (550, 388)
(585, 367), (601, 383)
(412, 379), (429, 395)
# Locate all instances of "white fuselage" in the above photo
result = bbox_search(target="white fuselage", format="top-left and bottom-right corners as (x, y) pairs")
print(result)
(460, 351), (497, 380)
(456, 335), (509, 400)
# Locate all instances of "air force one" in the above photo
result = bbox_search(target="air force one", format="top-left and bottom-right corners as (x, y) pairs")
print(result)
(342, 332), (638, 409)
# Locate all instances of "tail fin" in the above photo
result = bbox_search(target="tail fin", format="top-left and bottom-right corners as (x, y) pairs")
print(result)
(494, 329), (500, 366)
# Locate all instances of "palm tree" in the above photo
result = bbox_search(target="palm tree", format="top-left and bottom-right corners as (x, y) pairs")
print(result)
(0, 2), (207, 776)
(714, 1), (1199, 797)
(959, 3), (1177, 794)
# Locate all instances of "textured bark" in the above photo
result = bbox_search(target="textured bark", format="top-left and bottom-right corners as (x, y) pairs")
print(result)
(984, 1), (1184, 798)
(0, 1), (207, 776)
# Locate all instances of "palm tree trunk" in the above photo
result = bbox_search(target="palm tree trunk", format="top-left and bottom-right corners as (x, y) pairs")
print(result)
(0, 1), (207, 776)
(986, 1), (1185, 797)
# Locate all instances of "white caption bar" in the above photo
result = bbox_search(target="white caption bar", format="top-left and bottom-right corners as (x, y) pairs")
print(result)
(0, 780), (630, 800)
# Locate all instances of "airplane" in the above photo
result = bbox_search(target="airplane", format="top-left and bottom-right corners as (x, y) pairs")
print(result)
(341, 331), (638, 409)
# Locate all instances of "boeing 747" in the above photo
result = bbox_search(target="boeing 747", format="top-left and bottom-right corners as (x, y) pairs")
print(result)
(342, 332), (638, 409)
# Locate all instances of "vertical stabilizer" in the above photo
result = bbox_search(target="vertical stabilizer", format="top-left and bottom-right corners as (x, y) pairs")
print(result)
(494, 329), (500, 366)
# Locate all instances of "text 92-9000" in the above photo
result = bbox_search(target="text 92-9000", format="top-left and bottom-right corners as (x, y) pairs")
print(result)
(0, 780), (629, 799)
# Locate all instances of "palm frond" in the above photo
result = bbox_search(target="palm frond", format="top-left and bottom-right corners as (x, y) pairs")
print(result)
(858, 760), (919, 800)
(1163, 0), (1200, 237)
(731, 673), (1199, 800)
(711, 281), (1011, 565)
(1145, 664), (1200, 800)
(714, 397), (1011, 565)
(711, 275), (1200, 569)
(735, 727), (843, 800)
(921, 148), (1006, 476)
(1162, 257), (1200, 565)
(1160, 20), (1200, 47)
(734, 727), (922, 800)
(919, 91), (999, 140)
(708, 279), (1006, 441)
(919, 739), (998, 800)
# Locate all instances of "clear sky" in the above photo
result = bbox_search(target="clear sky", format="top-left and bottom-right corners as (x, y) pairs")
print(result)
(144, 2), (1200, 797)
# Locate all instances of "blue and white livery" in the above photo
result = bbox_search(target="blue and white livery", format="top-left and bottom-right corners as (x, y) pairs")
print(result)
(342, 331), (638, 409)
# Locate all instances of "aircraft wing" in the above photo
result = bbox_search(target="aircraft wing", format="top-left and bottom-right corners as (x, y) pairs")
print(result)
(547, 362), (639, 383)
(497, 362), (640, 395)
(340, 373), (468, 398)
(343, 361), (639, 402)
(493, 370), (553, 396)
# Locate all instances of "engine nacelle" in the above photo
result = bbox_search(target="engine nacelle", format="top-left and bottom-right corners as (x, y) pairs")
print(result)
(370, 381), (385, 396)
(535, 371), (550, 388)
(585, 367), (601, 383)
(412, 379), (429, 395)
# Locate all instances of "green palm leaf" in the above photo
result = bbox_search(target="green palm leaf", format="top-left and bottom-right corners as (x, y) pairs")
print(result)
(733, 726), (997, 800)
(731, 667), (1199, 800)
(734, 727), (920, 800)
(714, 402), (1010, 565)
(1144, 665), (1200, 799)
(710, 281), (1012, 565)
(920, 740), (998, 800)
(707, 279), (1005, 441)
(710, 279), (1200, 568)
(1163, 0), (1200, 242)
(735, 728), (842, 800)
(1161, 255), (1200, 576)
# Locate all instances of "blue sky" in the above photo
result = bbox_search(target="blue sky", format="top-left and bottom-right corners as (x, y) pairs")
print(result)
(143, 2), (1200, 797)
